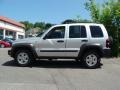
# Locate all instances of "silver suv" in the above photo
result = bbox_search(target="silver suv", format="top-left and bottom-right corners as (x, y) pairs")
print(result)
(8, 23), (111, 68)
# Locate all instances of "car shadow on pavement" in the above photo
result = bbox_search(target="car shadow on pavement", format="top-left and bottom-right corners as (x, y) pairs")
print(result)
(2, 60), (103, 69)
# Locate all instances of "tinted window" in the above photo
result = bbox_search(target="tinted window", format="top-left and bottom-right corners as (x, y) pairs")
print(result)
(69, 26), (87, 38)
(36, 32), (44, 37)
(90, 26), (103, 37)
(45, 26), (65, 39)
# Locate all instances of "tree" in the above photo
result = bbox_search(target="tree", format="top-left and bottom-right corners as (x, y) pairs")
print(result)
(20, 21), (33, 31)
(85, 0), (100, 23)
(85, 0), (120, 57)
(34, 22), (53, 31)
(34, 22), (45, 30)
(45, 23), (53, 29)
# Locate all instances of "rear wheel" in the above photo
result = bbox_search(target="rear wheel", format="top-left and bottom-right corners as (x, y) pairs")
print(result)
(15, 50), (34, 66)
(83, 51), (100, 69)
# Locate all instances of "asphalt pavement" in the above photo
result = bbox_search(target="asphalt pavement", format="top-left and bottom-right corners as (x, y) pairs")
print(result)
(0, 48), (120, 90)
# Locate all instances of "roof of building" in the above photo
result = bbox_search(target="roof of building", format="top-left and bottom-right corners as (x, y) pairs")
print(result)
(0, 16), (24, 28)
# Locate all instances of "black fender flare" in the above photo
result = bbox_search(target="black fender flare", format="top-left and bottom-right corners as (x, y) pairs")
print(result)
(78, 43), (103, 59)
(11, 43), (38, 58)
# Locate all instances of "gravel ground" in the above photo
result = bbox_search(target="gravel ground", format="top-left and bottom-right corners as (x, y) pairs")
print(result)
(0, 48), (120, 90)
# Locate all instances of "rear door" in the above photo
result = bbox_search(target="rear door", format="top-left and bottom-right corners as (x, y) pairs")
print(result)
(66, 25), (88, 57)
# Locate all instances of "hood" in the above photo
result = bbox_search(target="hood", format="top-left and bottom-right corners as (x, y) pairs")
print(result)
(13, 37), (41, 44)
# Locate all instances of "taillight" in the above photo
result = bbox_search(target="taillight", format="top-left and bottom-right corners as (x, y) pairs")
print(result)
(106, 39), (111, 48)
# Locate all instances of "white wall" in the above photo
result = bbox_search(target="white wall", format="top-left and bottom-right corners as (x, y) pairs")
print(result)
(16, 32), (25, 39)
(0, 20), (25, 39)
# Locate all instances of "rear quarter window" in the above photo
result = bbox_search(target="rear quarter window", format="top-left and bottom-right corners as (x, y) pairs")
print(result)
(90, 26), (103, 38)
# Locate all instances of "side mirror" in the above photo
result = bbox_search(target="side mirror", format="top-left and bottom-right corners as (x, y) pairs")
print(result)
(43, 36), (47, 40)
(43, 34), (49, 40)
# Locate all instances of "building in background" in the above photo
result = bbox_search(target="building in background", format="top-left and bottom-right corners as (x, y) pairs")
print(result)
(0, 16), (25, 40)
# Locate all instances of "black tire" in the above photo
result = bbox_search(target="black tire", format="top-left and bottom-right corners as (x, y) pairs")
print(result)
(83, 51), (101, 69)
(48, 59), (53, 61)
(15, 50), (34, 67)
(75, 59), (80, 62)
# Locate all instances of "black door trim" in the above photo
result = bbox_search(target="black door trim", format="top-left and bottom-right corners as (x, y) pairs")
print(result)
(40, 50), (78, 52)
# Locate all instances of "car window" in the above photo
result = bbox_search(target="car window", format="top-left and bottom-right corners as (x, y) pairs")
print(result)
(0, 36), (3, 40)
(69, 25), (87, 38)
(36, 32), (44, 37)
(90, 26), (103, 38)
(45, 26), (65, 39)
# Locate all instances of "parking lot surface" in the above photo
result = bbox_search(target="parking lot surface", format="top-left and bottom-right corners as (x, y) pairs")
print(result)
(0, 48), (120, 90)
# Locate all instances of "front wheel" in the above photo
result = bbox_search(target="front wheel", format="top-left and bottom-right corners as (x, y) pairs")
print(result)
(83, 51), (101, 69)
(15, 50), (34, 67)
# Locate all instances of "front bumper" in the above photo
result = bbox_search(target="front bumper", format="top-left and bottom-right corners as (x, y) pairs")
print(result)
(8, 50), (11, 55)
(103, 49), (111, 57)
(8, 50), (12, 57)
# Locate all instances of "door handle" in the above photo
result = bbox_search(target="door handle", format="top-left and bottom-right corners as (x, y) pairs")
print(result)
(57, 40), (64, 43)
(81, 40), (88, 42)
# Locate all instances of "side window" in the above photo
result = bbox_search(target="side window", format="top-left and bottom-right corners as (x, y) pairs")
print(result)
(90, 26), (103, 38)
(45, 26), (65, 39)
(69, 25), (87, 38)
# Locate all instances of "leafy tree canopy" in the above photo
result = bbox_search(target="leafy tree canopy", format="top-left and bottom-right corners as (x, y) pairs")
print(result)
(85, 0), (120, 57)
(20, 21), (33, 31)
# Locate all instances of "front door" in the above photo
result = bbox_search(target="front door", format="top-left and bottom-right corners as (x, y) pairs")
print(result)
(37, 26), (66, 57)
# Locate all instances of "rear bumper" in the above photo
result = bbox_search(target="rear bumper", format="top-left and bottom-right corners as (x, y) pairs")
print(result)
(103, 49), (111, 57)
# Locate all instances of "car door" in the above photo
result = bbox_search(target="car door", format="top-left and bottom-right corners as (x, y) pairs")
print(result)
(65, 25), (88, 57)
(37, 26), (66, 57)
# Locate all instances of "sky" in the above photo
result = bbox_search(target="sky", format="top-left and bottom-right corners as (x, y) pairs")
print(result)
(0, 0), (106, 24)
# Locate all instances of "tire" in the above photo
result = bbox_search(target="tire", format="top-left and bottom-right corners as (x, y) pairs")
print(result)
(48, 59), (53, 61)
(83, 51), (101, 69)
(15, 50), (34, 67)
(0, 44), (5, 48)
(75, 59), (80, 62)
